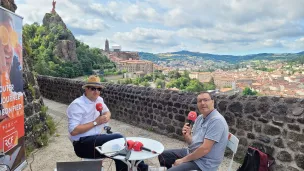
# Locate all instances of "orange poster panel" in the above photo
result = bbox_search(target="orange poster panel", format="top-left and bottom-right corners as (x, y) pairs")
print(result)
(0, 6), (25, 170)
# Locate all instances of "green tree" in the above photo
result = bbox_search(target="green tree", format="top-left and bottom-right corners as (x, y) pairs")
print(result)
(185, 79), (205, 92)
(24, 23), (117, 78)
(141, 81), (150, 87)
(168, 70), (181, 79)
(155, 78), (165, 88)
(242, 87), (258, 95)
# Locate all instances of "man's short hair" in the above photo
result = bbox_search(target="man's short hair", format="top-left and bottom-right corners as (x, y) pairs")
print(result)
(197, 91), (214, 100)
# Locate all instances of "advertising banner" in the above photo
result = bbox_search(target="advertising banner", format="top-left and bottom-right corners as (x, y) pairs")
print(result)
(0, 6), (26, 171)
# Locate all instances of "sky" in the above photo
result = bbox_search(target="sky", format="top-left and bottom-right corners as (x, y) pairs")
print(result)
(14, 0), (304, 55)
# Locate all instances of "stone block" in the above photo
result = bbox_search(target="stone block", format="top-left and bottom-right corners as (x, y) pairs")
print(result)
(229, 128), (236, 134)
(247, 115), (256, 120)
(288, 124), (301, 132)
(218, 101), (228, 113)
(295, 154), (304, 170)
(24, 103), (34, 117)
(258, 117), (269, 123)
(163, 118), (171, 125)
(166, 125), (175, 133)
(292, 107), (304, 116)
(272, 117), (284, 127)
(258, 135), (271, 143)
(300, 144), (304, 153)
(236, 118), (253, 131)
(239, 137), (248, 146)
(223, 112), (235, 126)
(297, 117), (304, 124)
(247, 133), (255, 139)
(254, 123), (262, 133)
(287, 141), (299, 152)
(288, 132), (304, 142)
(277, 151), (292, 162)
(173, 102), (181, 108)
(253, 112), (261, 117)
(270, 104), (287, 116)
(152, 121), (158, 127)
(284, 97), (298, 104)
(273, 138), (284, 148)
(174, 115), (185, 122)
(245, 102), (256, 113)
(258, 96), (269, 102)
(33, 102), (42, 113)
(271, 96), (280, 102)
(263, 125), (281, 136)
(287, 166), (300, 171)
(237, 130), (245, 136)
(228, 102), (243, 115)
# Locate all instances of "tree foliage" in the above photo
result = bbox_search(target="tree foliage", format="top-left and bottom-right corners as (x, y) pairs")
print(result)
(23, 23), (116, 78)
(242, 87), (258, 95)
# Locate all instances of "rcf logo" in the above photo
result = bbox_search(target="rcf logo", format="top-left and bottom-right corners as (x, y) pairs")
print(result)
(5, 136), (14, 147)
(3, 132), (18, 153)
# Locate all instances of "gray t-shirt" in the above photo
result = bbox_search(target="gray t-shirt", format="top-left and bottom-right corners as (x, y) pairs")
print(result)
(188, 109), (229, 171)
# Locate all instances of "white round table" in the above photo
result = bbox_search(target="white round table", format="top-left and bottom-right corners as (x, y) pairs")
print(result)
(95, 137), (164, 171)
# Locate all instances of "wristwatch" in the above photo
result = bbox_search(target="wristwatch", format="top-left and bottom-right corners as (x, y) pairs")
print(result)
(93, 121), (97, 126)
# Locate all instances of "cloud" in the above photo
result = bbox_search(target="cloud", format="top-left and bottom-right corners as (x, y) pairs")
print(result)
(113, 27), (179, 52)
(14, 0), (304, 54)
(88, 3), (122, 21)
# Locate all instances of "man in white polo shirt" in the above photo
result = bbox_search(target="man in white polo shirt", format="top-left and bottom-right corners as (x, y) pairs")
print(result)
(67, 75), (148, 171)
(158, 92), (229, 171)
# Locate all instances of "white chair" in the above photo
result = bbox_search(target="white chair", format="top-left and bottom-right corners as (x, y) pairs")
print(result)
(226, 132), (239, 171)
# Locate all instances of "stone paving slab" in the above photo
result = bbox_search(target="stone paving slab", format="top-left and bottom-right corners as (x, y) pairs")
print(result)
(23, 98), (240, 171)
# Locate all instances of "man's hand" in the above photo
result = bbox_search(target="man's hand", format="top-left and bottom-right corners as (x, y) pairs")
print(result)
(173, 159), (184, 166)
(95, 115), (109, 125)
(182, 123), (191, 135)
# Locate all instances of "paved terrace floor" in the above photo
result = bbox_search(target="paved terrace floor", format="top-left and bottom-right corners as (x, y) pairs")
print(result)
(23, 98), (240, 171)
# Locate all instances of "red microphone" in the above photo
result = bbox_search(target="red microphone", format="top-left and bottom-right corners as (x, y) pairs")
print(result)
(187, 111), (197, 126)
(132, 141), (158, 154)
(126, 140), (135, 150)
(96, 103), (103, 115)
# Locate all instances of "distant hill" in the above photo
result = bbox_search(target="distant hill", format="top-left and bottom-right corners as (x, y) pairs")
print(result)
(297, 51), (304, 55)
(139, 50), (304, 64)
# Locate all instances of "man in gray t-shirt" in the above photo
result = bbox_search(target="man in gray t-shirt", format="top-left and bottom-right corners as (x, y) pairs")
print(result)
(158, 92), (229, 171)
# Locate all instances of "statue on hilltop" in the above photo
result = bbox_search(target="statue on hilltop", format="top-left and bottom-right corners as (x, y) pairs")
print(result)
(51, 0), (56, 14)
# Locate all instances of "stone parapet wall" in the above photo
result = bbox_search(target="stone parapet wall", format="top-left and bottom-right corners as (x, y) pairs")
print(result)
(37, 75), (304, 171)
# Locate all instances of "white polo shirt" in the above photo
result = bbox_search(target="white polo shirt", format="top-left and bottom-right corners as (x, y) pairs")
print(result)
(67, 94), (109, 141)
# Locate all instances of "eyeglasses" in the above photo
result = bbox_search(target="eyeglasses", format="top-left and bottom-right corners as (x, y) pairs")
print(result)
(198, 98), (212, 103)
(88, 87), (102, 91)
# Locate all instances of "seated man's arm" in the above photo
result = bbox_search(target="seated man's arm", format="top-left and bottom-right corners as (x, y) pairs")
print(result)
(180, 138), (215, 162)
(176, 119), (225, 164)
(67, 103), (95, 136)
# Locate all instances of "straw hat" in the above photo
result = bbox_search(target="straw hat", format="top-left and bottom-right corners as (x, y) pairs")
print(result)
(82, 75), (104, 89)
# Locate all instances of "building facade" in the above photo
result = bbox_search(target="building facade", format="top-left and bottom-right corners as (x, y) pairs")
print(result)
(117, 59), (154, 75)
